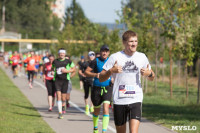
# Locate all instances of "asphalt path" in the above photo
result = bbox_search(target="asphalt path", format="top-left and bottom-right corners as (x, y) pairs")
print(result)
(0, 64), (176, 133)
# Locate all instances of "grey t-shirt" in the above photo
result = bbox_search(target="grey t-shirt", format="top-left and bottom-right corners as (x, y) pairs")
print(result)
(103, 51), (151, 105)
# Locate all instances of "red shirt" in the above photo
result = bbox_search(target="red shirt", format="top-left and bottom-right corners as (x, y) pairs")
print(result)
(44, 62), (54, 80)
(11, 55), (20, 66)
(24, 57), (36, 71)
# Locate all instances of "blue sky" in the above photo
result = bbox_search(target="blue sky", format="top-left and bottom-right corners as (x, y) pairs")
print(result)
(65, 0), (122, 23)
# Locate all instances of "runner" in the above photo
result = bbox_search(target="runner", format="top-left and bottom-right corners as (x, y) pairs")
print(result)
(77, 56), (85, 90)
(34, 52), (41, 79)
(79, 51), (95, 115)
(24, 51), (36, 89)
(10, 51), (20, 78)
(43, 54), (56, 111)
(3, 51), (9, 69)
(51, 48), (74, 119)
(64, 55), (76, 113)
(85, 45), (112, 133)
(99, 30), (155, 133)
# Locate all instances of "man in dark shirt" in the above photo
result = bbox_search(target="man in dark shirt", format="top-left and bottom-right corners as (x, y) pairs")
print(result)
(52, 48), (75, 119)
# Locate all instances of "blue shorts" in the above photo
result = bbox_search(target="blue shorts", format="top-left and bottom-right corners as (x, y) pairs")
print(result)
(35, 64), (39, 69)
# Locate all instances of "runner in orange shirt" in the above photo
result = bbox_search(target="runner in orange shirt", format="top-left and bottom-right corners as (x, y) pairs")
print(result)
(10, 51), (20, 78)
(24, 51), (36, 89)
(34, 52), (41, 79)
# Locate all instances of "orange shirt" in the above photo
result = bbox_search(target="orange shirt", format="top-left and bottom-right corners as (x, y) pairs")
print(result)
(24, 57), (36, 71)
(35, 55), (41, 64)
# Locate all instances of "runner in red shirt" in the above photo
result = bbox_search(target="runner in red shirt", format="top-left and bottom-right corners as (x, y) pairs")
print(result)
(10, 51), (20, 78)
(24, 51), (36, 88)
(43, 55), (56, 111)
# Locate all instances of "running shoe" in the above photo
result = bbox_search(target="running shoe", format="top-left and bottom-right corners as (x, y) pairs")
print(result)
(58, 113), (63, 119)
(85, 105), (90, 115)
(62, 106), (66, 114)
(90, 106), (94, 113)
(48, 108), (52, 112)
(93, 129), (99, 133)
(66, 103), (70, 108)
(29, 83), (33, 89)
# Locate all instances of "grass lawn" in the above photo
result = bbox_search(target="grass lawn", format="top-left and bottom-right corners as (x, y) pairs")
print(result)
(0, 68), (55, 133)
(142, 80), (200, 133)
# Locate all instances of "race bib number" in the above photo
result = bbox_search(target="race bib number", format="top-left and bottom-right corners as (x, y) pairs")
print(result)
(29, 59), (35, 65)
(47, 72), (54, 78)
(119, 85), (136, 98)
(13, 59), (18, 63)
(57, 67), (65, 75)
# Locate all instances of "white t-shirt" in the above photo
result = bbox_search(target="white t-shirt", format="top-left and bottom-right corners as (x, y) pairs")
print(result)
(103, 51), (151, 105)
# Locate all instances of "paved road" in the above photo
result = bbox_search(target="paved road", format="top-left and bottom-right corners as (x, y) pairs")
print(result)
(1, 64), (176, 133)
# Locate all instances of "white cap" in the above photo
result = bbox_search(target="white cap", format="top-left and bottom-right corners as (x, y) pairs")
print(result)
(44, 58), (49, 63)
(88, 51), (95, 56)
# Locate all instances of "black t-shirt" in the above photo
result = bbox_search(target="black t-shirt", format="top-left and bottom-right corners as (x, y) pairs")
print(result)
(79, 61), (93, 81)
(52, 58), (71, 80)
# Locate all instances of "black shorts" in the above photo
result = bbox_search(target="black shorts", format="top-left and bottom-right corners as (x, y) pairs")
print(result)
(12, 65), (18, 71)
(83, 79), (93, 99)
(91, 85), (113, 107)
(45, 80), (56, 96)
(54, 79), (69, 93)
(78, 74), (84, 81)
(114, 102), (142, 126)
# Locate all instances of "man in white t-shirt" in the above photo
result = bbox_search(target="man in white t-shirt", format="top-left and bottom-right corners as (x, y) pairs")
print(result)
(99, 30), (155, 133)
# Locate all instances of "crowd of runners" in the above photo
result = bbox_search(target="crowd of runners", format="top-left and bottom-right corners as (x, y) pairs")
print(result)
(1, 30), (155, 133)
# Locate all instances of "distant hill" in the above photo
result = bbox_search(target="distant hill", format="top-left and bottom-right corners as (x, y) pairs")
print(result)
(98, 23), (126, 31)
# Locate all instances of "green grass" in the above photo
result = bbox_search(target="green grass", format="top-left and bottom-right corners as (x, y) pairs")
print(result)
(142, 81), (200, 133)
(0, 68), (55, 133)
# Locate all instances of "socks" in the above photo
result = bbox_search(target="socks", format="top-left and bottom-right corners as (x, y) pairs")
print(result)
(93, 114), (99, 130)
(102, 114), (109, 132)
(57, 101), (62, 113)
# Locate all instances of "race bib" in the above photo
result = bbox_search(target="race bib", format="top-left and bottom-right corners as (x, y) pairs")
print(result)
(29, 59), (35, 65)
(119, 85), (136, 98)
(13, 59), (18, 63)
(56, 67), (65, 75)
(47, 71), (54, 78)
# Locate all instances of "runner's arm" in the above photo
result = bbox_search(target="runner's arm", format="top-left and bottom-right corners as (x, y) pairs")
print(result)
(85, 66), (99, 78)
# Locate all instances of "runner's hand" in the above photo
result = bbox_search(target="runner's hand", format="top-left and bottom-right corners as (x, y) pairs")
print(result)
(96, 73), (100, 78)
(51, 71), (54, 75)
(110, 61), (122, 73)
(140, 64), (151, 76)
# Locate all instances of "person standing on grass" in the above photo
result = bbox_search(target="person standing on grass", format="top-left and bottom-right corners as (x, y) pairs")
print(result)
(51, 48), (74, 119)
(24, 51), (36, 89)
(99, 30), (155, 133)
(43, 55), (56, 111)
(85, 45), (113, 133)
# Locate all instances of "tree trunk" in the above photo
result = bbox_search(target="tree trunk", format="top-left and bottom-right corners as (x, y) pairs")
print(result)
(145, 78), (148, 93)
(162, 61), (164, 82)
(178, 60), (181, 86)
(185, 60), (189, 99)
(197, 57), (200, 104)
(155, 28), (159, 93)
(169, 46), (173, 98)
(142, 76), (145, 93)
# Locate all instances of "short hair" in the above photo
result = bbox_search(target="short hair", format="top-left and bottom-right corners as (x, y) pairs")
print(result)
(48, 54), (54, 58)
(122, 30), (137, 42)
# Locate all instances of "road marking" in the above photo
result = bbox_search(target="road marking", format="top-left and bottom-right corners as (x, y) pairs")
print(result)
(20, 73), (116, 133)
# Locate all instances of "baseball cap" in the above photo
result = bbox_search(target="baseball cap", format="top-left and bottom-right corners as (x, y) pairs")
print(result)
(100, 45), (109, 51)
(88, 51), (95, 57)
(81, 56), (84, 59)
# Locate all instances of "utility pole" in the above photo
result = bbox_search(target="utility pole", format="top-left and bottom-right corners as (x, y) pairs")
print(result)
(1, 1), (6, 52)
(197, 56), (200, 104)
